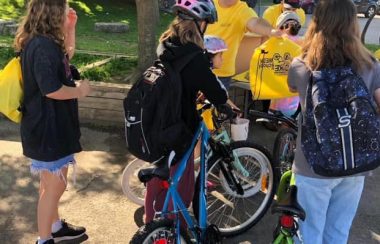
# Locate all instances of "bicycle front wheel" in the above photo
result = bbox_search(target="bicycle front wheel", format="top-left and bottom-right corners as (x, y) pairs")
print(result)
(193, 141), (276, 237)
(130, 218), (192, 244)
(121, 158), (150, 206)
(273, 128), (297, 183)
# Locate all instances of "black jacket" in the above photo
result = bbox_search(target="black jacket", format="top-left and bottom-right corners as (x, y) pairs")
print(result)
(157, 37), (228, 133)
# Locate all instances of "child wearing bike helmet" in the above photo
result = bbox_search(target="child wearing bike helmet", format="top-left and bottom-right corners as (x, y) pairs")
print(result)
(276, 10), (302, 45)
(204, 35), (240, 111)
(204, 35), (228, 69)
(145, 0), (230, 224)
(268, 11), (301, 125)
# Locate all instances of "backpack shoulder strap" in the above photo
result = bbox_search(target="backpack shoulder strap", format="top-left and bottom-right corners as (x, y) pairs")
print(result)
(301, 69), (314, 126)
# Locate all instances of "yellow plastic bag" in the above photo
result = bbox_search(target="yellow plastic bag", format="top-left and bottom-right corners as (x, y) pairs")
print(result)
(0, 57), (23, 123)
(249, 37), (301, 100)
(375, 49), (380, 60)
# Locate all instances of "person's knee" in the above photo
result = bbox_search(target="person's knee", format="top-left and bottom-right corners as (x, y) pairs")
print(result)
(41, 171), (67, 197)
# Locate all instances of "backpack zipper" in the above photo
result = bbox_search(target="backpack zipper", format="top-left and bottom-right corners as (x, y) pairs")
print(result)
(140, 108), (151, 155)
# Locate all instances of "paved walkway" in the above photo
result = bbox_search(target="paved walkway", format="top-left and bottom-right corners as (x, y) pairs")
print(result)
(0, 118), (379, 243)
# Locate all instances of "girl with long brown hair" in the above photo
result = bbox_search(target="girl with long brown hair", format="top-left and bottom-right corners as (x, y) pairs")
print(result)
(144, 0), (229, 224)
(15, 0), (90, 243)
(287, 0), (380, 243)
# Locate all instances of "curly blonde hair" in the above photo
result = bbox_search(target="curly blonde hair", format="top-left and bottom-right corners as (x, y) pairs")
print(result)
(302, 0), (374, 72)
(160, 17), (204, 48)
(14, 0), (67, 52)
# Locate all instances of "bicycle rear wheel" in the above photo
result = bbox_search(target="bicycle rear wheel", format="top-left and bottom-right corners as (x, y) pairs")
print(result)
(130, 218), (191, 244)
(273, 128), (297, 183)
(193, 141), (275, 237)
(121, 158), (150, 206)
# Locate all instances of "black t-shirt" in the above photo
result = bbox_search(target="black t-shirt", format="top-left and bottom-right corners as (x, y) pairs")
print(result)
(20, 36), (82, 161)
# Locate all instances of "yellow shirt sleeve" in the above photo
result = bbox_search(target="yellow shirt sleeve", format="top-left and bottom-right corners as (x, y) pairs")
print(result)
(239, 6), (258, 32)
(262, 5), (281, 27)
(296, 8), (306, 26)
(206, 1), (258, 77)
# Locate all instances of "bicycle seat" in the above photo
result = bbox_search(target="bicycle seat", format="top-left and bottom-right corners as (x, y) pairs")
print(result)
(271, 185), (306, 221)
(138, 160), (170, 183)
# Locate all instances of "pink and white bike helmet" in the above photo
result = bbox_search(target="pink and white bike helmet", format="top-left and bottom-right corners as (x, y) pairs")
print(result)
(204, 35), (227, 54)
(172, 0), (218, 24)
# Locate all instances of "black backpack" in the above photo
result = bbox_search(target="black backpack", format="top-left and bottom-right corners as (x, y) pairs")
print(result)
(123, 52), (199, 163)
(301, 65), (380, 177)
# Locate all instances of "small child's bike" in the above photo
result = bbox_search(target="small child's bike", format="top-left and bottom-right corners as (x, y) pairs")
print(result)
(271, 171), (306, 244)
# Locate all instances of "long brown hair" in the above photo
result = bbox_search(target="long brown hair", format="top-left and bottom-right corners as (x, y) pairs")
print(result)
(160, 16), (204, 48)
(14, 0), (67, 52)
(302, 0), (374, 72)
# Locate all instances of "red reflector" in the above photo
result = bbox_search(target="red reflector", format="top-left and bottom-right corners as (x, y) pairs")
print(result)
(161, 181), (170, 189)
(153, 239), (168, 244)
(280, 215), (294, 228)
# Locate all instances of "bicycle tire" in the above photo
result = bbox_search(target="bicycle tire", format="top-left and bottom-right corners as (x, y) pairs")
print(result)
(121, 158), (150, 206)
(193, 141), (276, 237)
(130, 218), (192, 244)
(273, 128), (297, 184)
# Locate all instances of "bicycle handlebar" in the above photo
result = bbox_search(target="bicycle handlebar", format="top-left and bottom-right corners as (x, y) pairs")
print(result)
(249, 109), (298, 130)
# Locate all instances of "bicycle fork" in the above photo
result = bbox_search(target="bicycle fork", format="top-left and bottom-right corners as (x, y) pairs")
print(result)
(209, 139), (245, 195)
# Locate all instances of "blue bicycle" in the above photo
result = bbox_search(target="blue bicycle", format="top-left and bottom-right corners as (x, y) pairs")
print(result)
(130, 104), (275, 243)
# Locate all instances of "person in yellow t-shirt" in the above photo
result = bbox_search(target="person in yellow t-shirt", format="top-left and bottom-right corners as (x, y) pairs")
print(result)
(206, 0), (281, 89)
(263, 0), (306, 28)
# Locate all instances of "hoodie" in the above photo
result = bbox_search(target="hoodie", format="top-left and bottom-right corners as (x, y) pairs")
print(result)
(157, 37), (228, 134)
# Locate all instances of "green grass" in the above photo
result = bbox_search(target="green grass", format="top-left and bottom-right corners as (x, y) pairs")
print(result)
(0, 0), (173, 82)
(0, 0), (173, 55)
(81, 56), (138, 83)
(0, 0), (25, 20)
(0, 46), (137, 82)
(366, 44), (380, 53)
(70, 53), (105, 67)
(0, 47), (14, 67)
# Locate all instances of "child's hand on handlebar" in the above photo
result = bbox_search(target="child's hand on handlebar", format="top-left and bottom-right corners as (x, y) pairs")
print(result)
(227, 99), (242, 117)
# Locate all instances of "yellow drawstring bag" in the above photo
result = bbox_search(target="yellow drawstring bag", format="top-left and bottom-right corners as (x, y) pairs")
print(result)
(248, 37), (301, 100)
(0, 57), (23, 123)
(375, 49), (380, 60)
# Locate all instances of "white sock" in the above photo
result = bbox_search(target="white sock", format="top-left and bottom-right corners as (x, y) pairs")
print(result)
(51, 219), (63, 233)
(38, 237), (52, 244)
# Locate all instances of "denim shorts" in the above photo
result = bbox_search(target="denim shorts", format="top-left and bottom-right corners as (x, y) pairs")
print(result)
(30, 154), (76, 185)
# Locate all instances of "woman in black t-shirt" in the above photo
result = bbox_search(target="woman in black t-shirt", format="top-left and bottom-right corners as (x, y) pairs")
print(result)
(14, 1), (91, 243)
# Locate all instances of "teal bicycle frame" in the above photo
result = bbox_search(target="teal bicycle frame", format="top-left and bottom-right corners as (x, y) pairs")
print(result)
(212, 120), (249, 177)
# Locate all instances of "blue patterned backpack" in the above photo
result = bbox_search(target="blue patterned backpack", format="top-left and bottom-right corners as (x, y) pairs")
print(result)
(301, 66), (380, 177)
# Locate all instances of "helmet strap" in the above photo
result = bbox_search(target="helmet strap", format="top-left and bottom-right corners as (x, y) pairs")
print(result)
(194, 21), (207, 39)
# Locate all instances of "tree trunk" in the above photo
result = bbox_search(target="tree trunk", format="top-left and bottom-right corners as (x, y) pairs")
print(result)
(126, 0), (159, 83)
